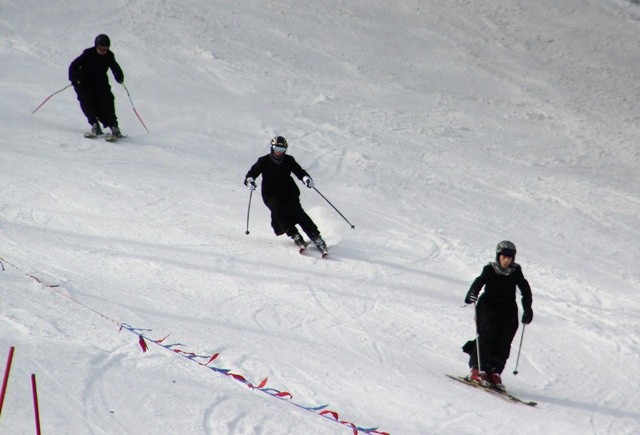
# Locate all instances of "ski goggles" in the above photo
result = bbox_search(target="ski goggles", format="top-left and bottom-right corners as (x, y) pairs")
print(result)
(499, 249), (516, 257)
(272, 145), (287, 153)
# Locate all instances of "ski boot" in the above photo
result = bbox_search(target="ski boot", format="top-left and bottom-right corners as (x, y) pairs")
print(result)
(91, 122), (103, 136)
(110, 125), (123, 138)
(291, 233), (308, 252)
(312, 235), (329, 257)
(468, 368), (487, 384)
(487, 372), (505, 391)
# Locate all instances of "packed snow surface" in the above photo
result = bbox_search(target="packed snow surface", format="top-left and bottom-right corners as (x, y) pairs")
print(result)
(1, 0), (639, 433)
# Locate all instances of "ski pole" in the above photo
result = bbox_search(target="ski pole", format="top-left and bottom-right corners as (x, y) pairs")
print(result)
(121, 83), (150, 133)
(473, 302), (483, 376)
(312, 187), (355, 229)
(31, 84), (72, 114)
(513, 324), (526, 375)
(245, 189), (253, 235)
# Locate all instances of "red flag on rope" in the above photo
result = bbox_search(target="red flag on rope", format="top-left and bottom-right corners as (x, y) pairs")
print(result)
(229, 373), (248, 384)
(320, 410), (339, 420)
(155, 334), (171, 344)
(203, 353), (219, 365)
(138, 336), (148, 352)
(341, 421), (358, 435)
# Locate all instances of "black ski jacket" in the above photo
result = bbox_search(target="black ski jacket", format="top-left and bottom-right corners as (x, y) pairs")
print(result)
(245, 154), (309, 201)
(69, 48), (124, 87)
(467, 263), (532, 312)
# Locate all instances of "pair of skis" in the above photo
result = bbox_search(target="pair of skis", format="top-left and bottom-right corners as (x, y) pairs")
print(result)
(446, 374), (537, 407)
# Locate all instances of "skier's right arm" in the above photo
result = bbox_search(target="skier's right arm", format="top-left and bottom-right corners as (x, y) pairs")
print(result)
(464, 268), (487, 304)
(464, 289), (478, 304)
(244, 159), (263, 190)
(464, 286), (480, 304)
(68, 54), (84, 85)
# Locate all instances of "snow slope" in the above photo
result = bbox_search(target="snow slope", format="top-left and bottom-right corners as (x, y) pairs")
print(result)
(1, 0), (639, 433)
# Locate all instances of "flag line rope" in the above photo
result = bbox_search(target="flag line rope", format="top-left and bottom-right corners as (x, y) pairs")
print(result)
(1, 256), (390, 435)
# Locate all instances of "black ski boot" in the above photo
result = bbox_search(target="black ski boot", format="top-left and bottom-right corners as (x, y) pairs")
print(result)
(110, 125), (123, 138)
(312, 235), (328, 257)
(91, 122), (103, 136)
(291, 233), (308, 251)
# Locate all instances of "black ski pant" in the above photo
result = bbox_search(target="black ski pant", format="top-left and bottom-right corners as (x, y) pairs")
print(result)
(74, 83), (118, 128)
(464, 303), (519, 374)
(263, 195), (319, 240)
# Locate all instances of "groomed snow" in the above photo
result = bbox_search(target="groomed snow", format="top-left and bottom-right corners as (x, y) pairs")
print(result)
(1, 0), (639, 433)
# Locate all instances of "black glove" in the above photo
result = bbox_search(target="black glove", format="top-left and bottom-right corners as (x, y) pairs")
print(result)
(464, 289), (478, 304)
(522, 309), (533, 324)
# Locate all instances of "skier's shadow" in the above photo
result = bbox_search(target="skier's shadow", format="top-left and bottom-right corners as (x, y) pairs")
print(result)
(521, 392), (639, 421)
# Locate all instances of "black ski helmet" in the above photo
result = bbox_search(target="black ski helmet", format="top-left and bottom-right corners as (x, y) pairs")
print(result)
(270, 136), (288, 150)
(270, 136), (288, 162)
(496, 240), (516, 261)
(95, 34), (111, 47)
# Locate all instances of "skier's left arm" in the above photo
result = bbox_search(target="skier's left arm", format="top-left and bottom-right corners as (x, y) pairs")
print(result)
(109, 53), (124, 84)
(291, 159), (314, 188)
(517, 268), (533, 324)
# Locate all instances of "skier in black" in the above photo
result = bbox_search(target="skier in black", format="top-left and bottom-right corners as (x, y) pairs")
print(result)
(462, 241), (533, 390)
(69, 34), (124, 138)
(244, 136), (327, 253)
